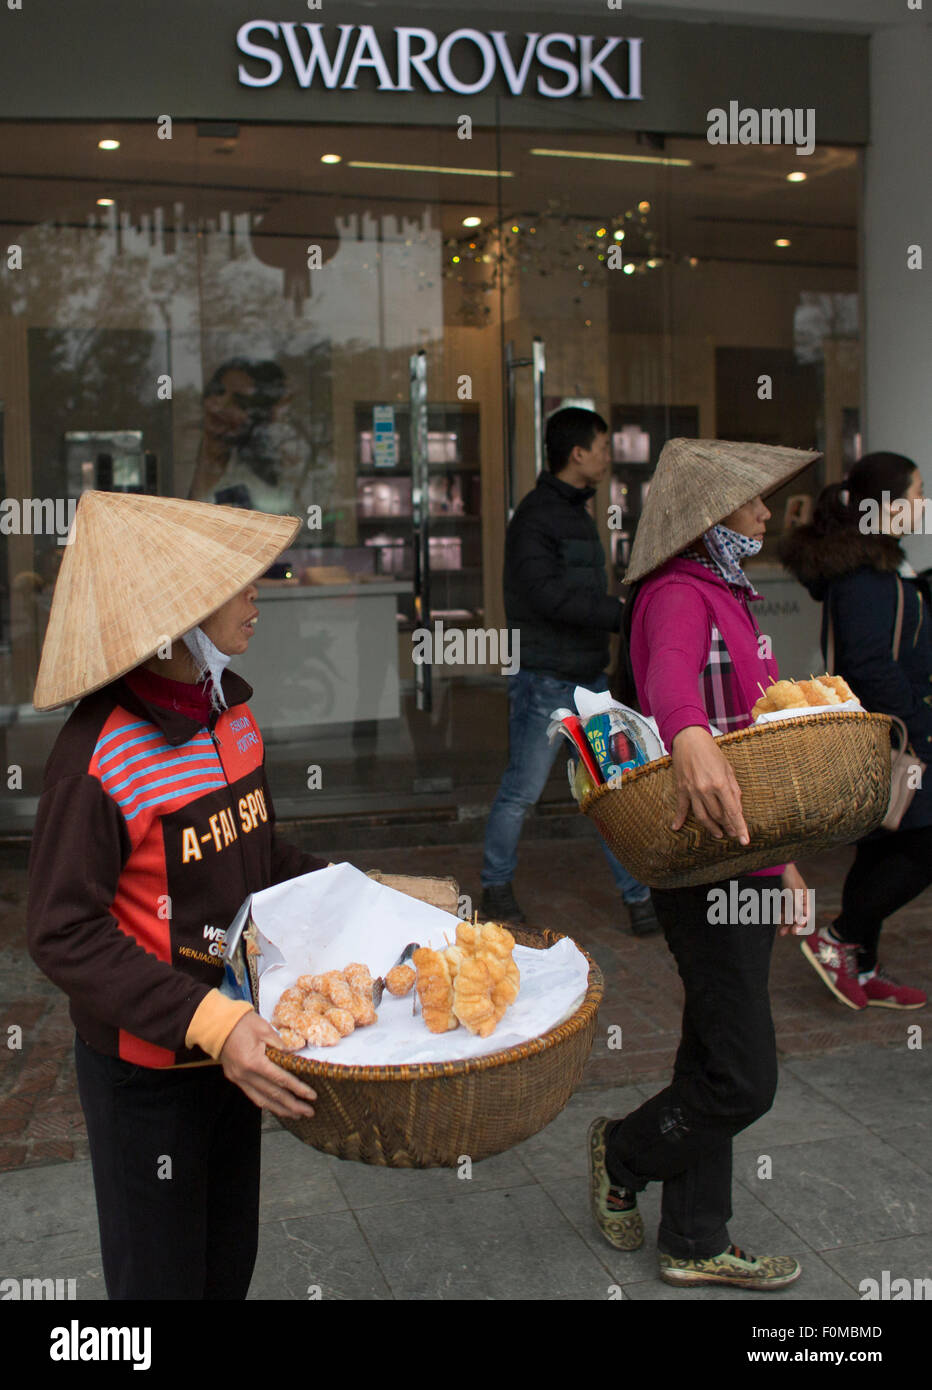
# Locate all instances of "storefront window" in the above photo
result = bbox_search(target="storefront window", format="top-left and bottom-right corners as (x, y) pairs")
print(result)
(0, 115), (860, 829)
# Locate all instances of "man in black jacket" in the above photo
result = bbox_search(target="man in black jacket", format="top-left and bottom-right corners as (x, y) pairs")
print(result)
(480, 408), (657, 933)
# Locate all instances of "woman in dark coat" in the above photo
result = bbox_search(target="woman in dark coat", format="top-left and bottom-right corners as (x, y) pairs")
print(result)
(780, 452), (930, 1010)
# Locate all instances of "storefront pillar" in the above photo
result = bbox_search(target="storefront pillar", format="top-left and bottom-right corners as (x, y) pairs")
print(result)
(862, 19), (932, 567)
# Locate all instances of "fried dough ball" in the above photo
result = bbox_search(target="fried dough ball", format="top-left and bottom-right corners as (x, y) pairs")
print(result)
(273, 1027), (307, 1053)
(278, 986), (306, 1009)
(413, 947), (459, 1033)
(299, 992), (329, 1016)
(385, 964), (415, 997)
(325, 1007), (356, 1037)
(347, 992), (378, 1027)
(343, 963), (374, 1000)
(272, 1000), (305, 1029)
(818, 674), (856, 702)
(295, 974), (318, 993)
(301, 1016), (342, 1047)
(797, 679), (841, 707)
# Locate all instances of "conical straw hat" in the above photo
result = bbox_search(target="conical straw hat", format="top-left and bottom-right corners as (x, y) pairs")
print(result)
(33, 491), (300, 710)
(624, 438), (821, 584)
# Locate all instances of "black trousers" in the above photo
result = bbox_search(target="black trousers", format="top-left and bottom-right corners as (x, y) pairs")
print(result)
(834, 824), (932, 972)
(74, 1033), (262, 1300)
(605, 878), (778, 1260)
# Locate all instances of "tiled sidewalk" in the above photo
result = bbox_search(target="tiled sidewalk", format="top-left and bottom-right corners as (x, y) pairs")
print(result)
(2, 838), (929, 1171)
(1, 832), (930, 1299)
(1, 1046), (930, 1300)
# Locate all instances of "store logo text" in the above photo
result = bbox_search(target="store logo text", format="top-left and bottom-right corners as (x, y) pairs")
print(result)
(237, 24), (644, 100)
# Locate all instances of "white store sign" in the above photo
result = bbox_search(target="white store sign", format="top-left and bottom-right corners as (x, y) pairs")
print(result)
(236, 24), (644, 100)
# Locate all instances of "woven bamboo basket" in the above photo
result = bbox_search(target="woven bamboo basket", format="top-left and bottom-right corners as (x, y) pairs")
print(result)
(581, 711), (893, 890)
(250, 927), (603, 1167)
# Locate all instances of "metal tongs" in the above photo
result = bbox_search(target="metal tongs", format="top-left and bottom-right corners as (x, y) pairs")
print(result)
(372, 942), (421, 1012)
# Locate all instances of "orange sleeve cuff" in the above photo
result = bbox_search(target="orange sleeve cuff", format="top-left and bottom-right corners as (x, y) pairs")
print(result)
(185, 991), (255, 1060)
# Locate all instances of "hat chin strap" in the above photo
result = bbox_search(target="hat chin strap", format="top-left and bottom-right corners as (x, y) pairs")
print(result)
(181, 627), (232, 711)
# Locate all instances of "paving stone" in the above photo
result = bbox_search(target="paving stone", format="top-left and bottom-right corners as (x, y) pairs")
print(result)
(327, 1143), (535, 1212)
(257, 1131), (349, 1222)
(783, 1044), (932, 1130)
(732, 1067), (864, 1152)
(733, 1133), (932, 1249)
(249, 1211), (393, 1301)
(820, 1232), (932, 1296)
(353, 1184), (617, 1300)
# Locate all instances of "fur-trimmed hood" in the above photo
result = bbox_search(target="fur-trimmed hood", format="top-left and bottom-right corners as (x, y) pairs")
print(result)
(778, 524), (904, 600)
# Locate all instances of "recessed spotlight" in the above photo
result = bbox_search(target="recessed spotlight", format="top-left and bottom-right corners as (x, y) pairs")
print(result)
(774, 238), (792, 248)
(462, 216), (481, 227)
(98, 139), (120, 152)
(638, 200), (651, 213)
(623, 263), (636, 275)
(786, 171), (807, 183)
(96, 197), (115, 206)
(321, 153), (342, 165)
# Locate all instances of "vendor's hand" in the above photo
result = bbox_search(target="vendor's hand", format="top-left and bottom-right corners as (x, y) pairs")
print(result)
(220, 1011), (317, 1119)
(778, 862), (811, 936)
(670, 725), (750, 844)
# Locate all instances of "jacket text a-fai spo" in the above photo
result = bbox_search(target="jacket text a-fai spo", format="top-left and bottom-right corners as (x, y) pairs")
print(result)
(27, 669), (327, 1068)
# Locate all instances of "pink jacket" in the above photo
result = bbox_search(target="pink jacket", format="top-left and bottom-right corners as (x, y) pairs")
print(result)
(630, 558), (784, 876)
(630, 557), (778, 750)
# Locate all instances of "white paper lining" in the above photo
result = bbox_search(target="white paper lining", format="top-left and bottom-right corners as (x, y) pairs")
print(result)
(251, 862), (591, 1066)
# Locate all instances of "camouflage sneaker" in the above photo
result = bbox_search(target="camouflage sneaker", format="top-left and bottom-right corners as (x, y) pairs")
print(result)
(588, 1116), (644, 1251)
(659, 1243), (801, 1290)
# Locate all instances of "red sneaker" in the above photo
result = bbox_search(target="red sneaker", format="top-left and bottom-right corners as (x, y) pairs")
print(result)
(861, 966), (927, 1009)
(800, 928), (868, 1010)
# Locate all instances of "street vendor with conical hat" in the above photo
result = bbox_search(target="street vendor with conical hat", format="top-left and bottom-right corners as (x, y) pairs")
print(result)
(587, 438), (820, 1292)
(27, 491), (323, 1300)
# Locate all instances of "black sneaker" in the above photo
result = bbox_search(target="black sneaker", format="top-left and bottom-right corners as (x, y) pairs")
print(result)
(479, 882), (526, 924)
(627, 897), (661, 936)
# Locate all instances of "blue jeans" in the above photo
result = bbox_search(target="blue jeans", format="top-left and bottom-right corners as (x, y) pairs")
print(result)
(481, 669), (649, 903)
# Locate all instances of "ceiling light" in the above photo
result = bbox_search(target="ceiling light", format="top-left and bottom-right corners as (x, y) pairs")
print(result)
(530, 148), (692, 168)
(774, 238), (792, 247)
(638, 201), (651, 214)
(321, 153), (342, 164)
(348, 161), (512, 177)
(462, 216), (481, 227)
(96, 197), (114, 206)
(623, 263), (636, 275)
(98, 139), (120, 151)
(786, 171), (807, 183)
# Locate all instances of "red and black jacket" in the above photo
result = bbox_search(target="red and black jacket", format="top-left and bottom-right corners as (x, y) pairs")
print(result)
(27, 669), (326, 1066)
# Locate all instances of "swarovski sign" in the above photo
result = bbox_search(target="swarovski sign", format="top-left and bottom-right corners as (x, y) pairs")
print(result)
(236, 24), (644, 100)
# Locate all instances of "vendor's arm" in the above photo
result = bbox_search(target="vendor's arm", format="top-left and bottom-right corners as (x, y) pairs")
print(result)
(27, 773), (230, 1054)
(635, 585), (748, 843)
(510, 513), (621, 632)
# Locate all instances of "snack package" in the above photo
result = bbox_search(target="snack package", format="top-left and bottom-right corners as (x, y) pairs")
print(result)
(547, 708), (605, 785)
(582, 711), (650, 780)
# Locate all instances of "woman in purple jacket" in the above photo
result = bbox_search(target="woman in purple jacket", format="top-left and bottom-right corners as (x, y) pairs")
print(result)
(589, 438), (817, 1291)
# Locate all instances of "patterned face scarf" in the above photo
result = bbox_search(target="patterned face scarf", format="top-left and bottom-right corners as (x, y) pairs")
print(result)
(181, 626), (232, 711)
(702, 522), (763, 593)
